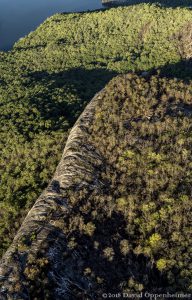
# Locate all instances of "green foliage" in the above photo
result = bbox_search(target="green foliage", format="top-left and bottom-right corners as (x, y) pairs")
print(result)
(83, 222), (96, 236)
(0, 4), (191, 257)
(85, 73), (192, 291)
(0, 202), (21, 256)
(157, 258), (168, 272)
(149, 233), (163, 251)
(103, 247), (115, 261)
(120, 239), (130, 256)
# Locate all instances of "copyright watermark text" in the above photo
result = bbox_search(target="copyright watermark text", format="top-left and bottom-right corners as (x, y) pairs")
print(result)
(101, 292), (191, 299)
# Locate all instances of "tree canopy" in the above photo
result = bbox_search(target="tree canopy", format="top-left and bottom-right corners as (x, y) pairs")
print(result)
(0, 3), (191, 256)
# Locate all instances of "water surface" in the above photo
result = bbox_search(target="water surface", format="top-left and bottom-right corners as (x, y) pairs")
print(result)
(0, 0), (103, 50)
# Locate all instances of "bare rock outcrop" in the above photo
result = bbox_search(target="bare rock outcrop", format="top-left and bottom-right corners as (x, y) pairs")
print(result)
(0, 89), (105, 299)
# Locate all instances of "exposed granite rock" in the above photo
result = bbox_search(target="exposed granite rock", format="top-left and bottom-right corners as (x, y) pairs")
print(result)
(0, 89), (105, 300)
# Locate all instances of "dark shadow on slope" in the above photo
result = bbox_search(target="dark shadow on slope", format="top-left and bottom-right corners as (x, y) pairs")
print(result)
(140, 58), (192, 82)
(22, 68), (117, 135)
(41, 202), (191, 298)
(102, 0), (192, 9)
(74, 213), (168, 296)
(24, 212), (170, 299)
(158, 58), (192, 81)
(22, 59), (191, 137)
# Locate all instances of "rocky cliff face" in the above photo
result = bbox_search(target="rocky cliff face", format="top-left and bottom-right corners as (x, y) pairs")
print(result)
(0, 90), (104, 300)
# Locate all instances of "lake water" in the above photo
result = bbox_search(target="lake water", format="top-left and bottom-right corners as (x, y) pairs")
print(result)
(0, 0), (103, 50)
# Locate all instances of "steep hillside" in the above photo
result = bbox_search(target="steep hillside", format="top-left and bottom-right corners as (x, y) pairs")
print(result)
(0, 4), (192, 256)
(0, 73), (192, 299)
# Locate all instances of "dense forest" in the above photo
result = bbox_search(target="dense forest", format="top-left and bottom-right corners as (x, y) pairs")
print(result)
(0, 3), (192, 258)
(85, 73), (192, 293)
(1, 73), (191, 299)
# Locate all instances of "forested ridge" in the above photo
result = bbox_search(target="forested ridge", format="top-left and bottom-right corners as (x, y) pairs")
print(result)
(0, 73), (192, 298)
(0, 3), (191, 260)
(86, 73), (192, 293)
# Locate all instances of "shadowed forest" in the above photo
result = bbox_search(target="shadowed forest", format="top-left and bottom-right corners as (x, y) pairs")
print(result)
(102, 0), (192, 8)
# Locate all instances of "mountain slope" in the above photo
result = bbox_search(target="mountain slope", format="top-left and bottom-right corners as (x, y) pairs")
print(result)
(0, 89), (103, 299)
(0, 4), (192, 256)
(0, 73), (192, 298)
